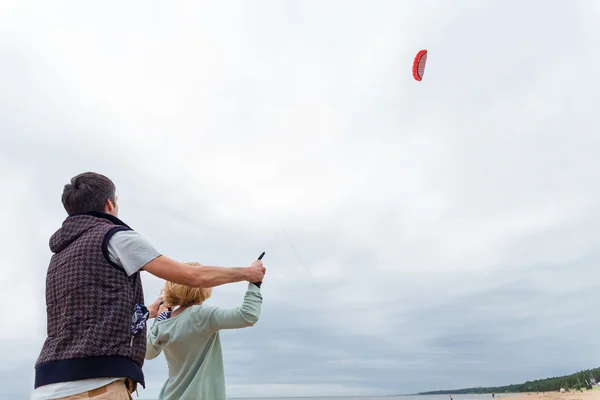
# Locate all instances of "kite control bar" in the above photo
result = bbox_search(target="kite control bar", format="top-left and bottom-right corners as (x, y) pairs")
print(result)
(253, 252), (265, 288)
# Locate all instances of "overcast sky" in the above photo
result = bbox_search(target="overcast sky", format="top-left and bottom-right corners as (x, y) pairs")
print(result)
(2, 0), (600, 398)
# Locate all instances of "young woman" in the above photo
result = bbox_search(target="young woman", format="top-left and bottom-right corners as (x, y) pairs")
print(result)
(145, 262), (263, 400)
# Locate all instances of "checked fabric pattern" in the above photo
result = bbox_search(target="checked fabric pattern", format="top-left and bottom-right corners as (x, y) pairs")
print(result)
(35, 214), (146, 368)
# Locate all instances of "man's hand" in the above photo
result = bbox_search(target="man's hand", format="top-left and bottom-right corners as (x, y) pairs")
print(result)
(245, 260), (266, 283)
(147, 295), (164, 319)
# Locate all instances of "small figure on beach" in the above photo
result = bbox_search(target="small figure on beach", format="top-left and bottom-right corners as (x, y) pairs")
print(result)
(146, 268), (264, 400)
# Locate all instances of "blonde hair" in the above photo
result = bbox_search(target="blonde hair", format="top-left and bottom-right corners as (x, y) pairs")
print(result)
(163, 262), (212, 307)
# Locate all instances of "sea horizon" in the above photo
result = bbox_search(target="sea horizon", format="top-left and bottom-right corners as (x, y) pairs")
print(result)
(138, 393), (521, 400)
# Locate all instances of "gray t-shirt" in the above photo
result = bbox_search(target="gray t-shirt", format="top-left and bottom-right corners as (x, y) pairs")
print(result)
(107, 230), (161, 276)
(32, 230), (161, 400)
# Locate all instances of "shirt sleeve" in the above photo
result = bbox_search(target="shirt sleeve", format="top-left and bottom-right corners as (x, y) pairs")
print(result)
(145, 326), (163, 360)
(106, 230), (161, 276)
(206, 283), (263, 331)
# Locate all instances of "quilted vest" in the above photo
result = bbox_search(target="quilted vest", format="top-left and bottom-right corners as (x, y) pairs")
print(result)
(34, 211), (146, 388)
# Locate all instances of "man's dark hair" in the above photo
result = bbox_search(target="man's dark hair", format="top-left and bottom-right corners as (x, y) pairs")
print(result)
(61, 172), (117, 215)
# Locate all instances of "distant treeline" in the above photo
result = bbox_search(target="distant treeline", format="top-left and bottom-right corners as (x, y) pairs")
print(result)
(419, 367), (600, 394)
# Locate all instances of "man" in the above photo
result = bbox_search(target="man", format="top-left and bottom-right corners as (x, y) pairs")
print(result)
(32, 172), (266, 399)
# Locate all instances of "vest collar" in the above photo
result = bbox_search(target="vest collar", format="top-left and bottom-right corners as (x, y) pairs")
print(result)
(69, 211), (132, 229)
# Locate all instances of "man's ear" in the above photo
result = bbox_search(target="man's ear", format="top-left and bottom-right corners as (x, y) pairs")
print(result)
(105, 198), (115, 214)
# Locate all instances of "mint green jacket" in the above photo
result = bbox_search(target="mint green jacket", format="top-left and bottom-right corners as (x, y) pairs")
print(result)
(146, 283), (262, 400)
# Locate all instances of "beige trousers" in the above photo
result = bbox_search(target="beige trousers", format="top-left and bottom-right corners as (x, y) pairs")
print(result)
(56, 380), (132, 399)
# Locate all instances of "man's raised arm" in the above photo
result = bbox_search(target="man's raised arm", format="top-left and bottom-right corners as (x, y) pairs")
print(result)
(142, 255), (265, 288)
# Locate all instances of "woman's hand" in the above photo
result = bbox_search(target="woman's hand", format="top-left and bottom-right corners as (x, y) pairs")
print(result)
(158, 302), (170, 315)
(147, 295), (165, 319)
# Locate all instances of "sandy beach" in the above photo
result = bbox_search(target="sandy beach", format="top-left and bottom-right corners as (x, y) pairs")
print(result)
(507, 391), (600, 400)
